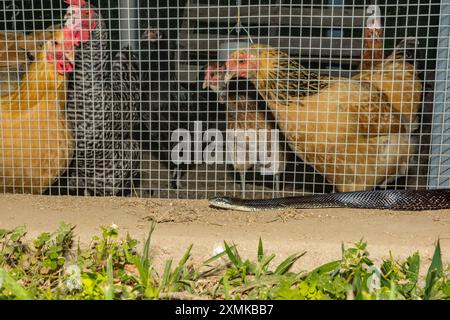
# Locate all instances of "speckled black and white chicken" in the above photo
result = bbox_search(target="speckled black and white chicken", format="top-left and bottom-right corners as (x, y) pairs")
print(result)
(55, 1), (140, 196)
(139, 27), (225, 189)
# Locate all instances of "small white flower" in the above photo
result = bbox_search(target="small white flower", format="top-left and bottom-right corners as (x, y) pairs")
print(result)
(110, 223), (119, 230)
(212, 243), (229, 264)
(213, 244), (225, 256)
(65, 265), (82, 291)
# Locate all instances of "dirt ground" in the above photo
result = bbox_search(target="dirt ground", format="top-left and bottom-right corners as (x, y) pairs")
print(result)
(1, 193), (449, 277)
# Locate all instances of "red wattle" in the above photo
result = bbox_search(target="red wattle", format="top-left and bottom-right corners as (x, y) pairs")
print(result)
(79, 14), (96, 43)
(63, 28), (80, 49)
(79, 29), (91, 43)
(81, 11), (97, 30)
(65, 61), (74, 73)
(56, 60), (74, 75)
(56, 61), (65, 74)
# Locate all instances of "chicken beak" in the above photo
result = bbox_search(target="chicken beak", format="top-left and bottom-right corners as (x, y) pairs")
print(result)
(202, 81), (208, 90)
(223, 71), (237, 84)
(64, 50), (74, 63)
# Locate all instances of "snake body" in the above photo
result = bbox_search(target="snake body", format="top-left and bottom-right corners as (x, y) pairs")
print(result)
(209, 189), (450, 211)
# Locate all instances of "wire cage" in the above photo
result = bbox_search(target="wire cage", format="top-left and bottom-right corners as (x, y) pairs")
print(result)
(0, 0), (446, 200)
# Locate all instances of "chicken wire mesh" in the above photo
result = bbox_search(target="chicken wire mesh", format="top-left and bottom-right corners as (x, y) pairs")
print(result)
(0, 0), (445, 199)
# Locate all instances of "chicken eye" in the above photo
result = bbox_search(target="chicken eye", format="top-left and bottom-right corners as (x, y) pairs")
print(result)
(26, 51), (35, 61)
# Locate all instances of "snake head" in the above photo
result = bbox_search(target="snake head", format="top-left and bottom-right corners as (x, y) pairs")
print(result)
(208, 197), (255, 211)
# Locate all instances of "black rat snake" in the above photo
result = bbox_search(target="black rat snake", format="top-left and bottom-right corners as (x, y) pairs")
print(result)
(209, 189), (450, 211)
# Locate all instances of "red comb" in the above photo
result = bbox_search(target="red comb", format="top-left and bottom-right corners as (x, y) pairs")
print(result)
(64, 0), (86, 6)
(56, 60), (74, 74)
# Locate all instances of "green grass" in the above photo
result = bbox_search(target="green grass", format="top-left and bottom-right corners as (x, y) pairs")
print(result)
(0, 223), (449, 300)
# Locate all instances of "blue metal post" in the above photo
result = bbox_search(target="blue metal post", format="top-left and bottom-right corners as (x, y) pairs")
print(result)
(327, 0), (344, 38)
(119, 0), (139, 50)
(429, 0), (450, 188)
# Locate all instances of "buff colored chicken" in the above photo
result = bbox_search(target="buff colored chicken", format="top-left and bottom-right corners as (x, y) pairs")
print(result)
(203, 61), (286, 196)
(0, 10), (93, 194)
(224, 40), (422, 192)
(0, 27), (58, 95)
